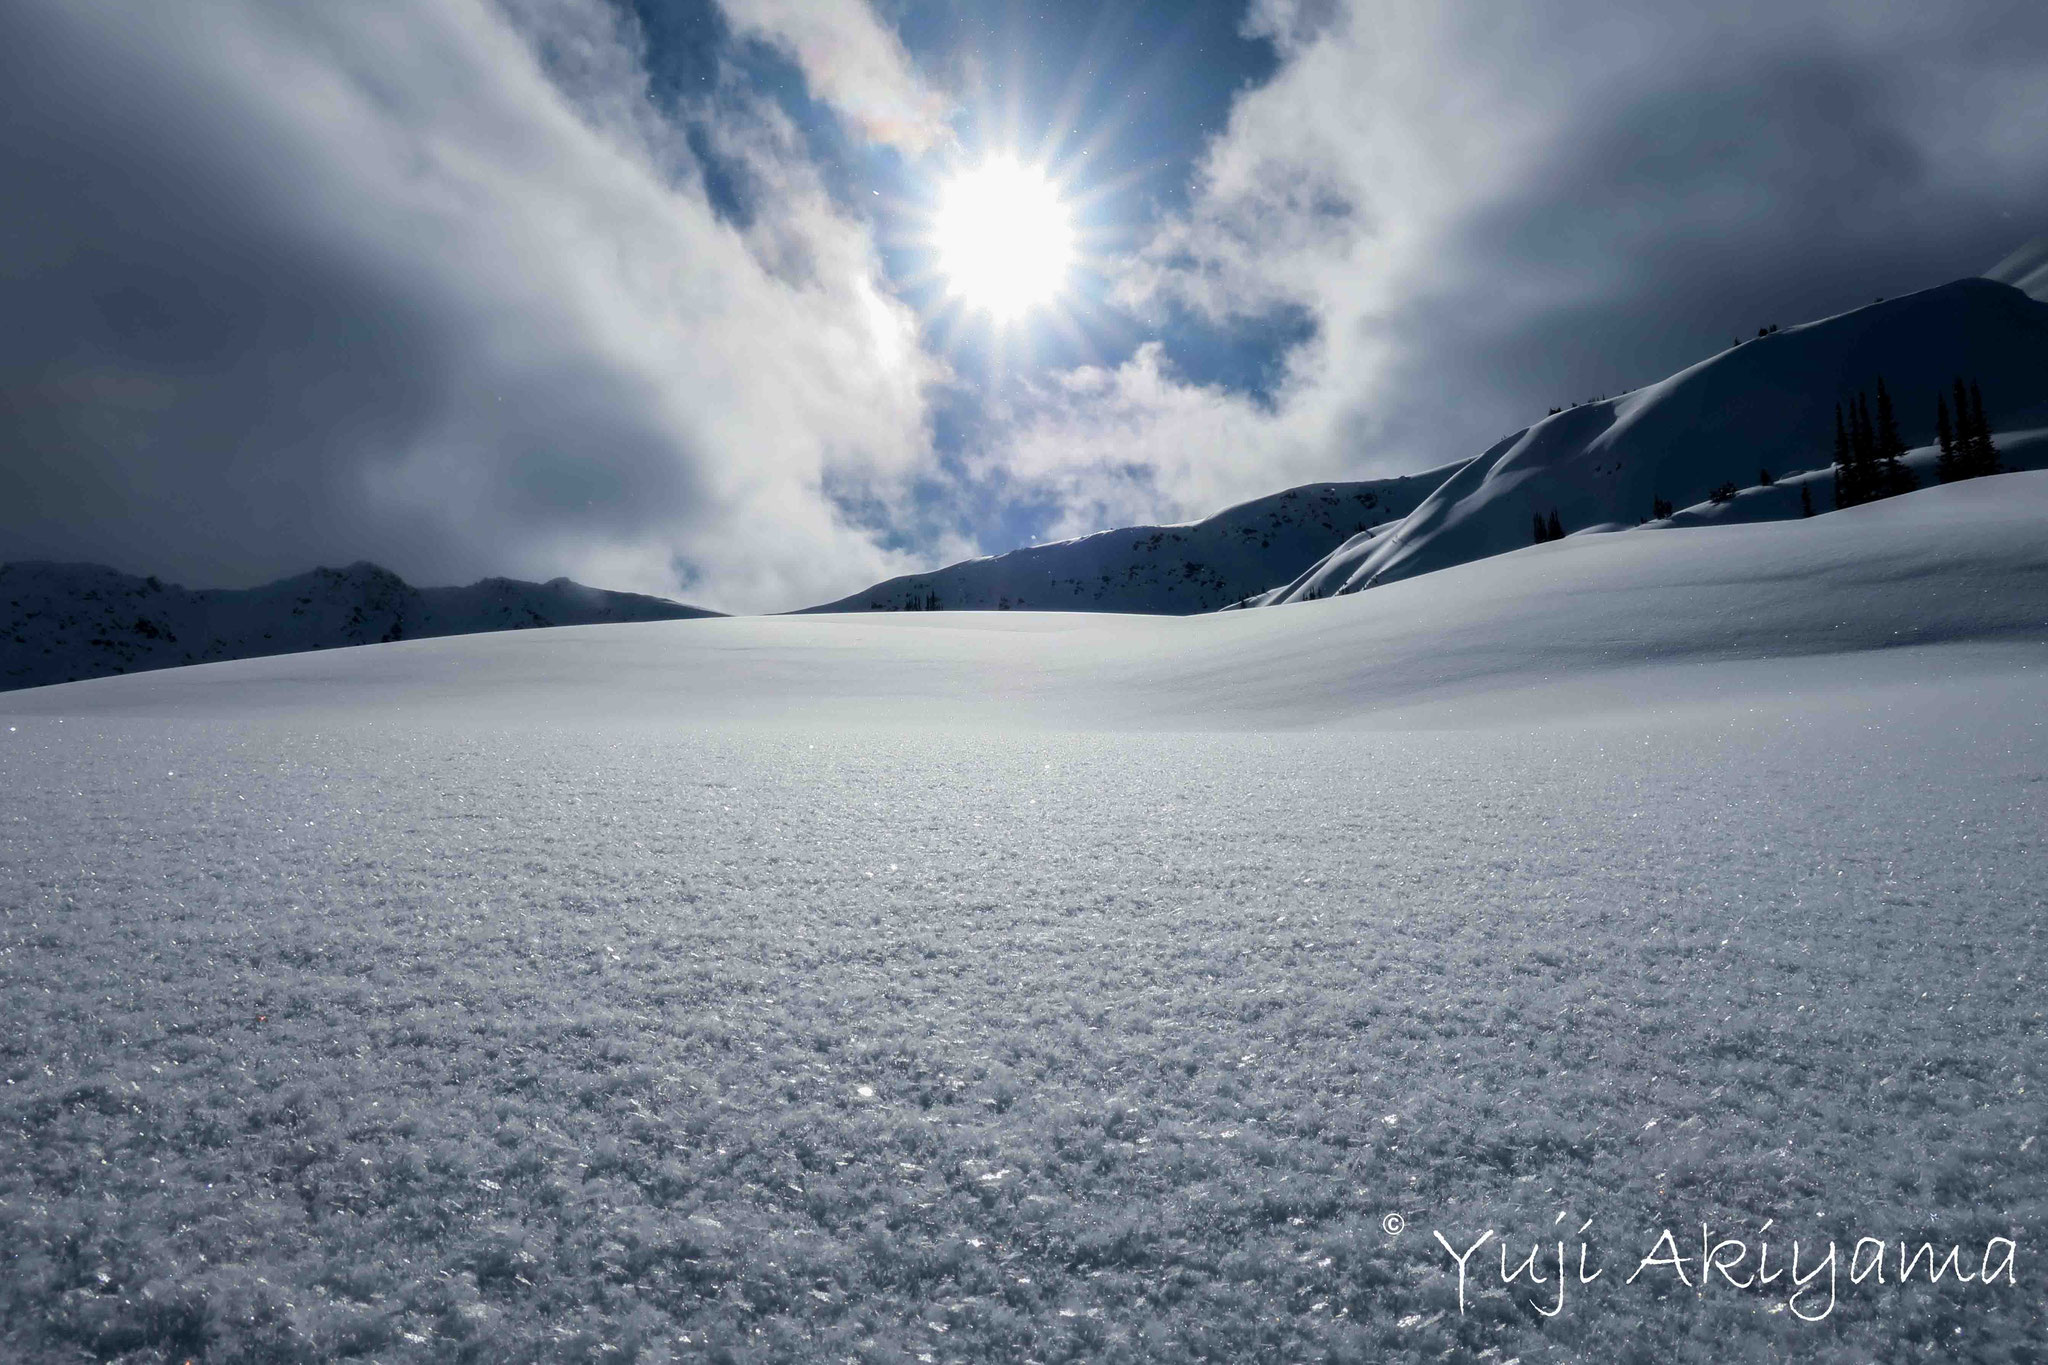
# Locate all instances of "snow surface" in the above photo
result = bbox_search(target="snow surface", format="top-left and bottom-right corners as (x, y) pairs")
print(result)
(3, 476), (2045, 1362)
(1244, 278), (2048, 606)
(801, 467), (1464, 616)
(0, 560), (717, 692)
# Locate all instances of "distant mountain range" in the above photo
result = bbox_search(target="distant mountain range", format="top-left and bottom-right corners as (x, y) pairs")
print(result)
(0, 561), (717, 691)
(807, 266), (2048, 616)
(798, 465), (1465, 615)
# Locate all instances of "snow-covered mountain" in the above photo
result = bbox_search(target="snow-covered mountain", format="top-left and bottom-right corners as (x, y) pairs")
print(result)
(800, 466), (1464, 615)
(1241, 276), (2048, 606)
(0, 560), (717, 691)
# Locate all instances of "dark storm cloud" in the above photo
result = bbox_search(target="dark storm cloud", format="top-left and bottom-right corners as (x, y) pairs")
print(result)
(1362, 21), (2048, 448)
(1011, 0), (2048, 533)
(0, 1), (941, 610)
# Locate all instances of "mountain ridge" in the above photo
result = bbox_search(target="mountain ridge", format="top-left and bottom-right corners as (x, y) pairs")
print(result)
(798, 464), (1467, 615)
(0, 560), (718, 691)
(1242, 276), (2048, 606)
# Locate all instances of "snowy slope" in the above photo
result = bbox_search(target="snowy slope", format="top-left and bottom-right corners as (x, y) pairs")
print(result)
(3, 477), (2045, 1364)
(0, 560), (717, 691)
(12, 471), (2045, 729)
(800, 467), (1464, 615)
(1631, 424), (2048, 535)
(1245, 277), (2048, 606)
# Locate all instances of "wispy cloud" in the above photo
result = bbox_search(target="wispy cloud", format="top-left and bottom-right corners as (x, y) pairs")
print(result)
(715, 0), (953, 155)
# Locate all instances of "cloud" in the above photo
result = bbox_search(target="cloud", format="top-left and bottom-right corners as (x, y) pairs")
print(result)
(0, 0), (943, 612)
(7, 0), (2044, 609)
(990, 343), (1340, 540)
(715, 0), (952, 155)
(1003, 0), (2048, 532)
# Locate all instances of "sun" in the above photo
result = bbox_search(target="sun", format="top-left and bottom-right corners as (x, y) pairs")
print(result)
(933, 158), (1074, 321)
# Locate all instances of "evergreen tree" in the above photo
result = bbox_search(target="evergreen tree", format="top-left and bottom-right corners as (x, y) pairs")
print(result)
(1935, 392), (1960, 482)
(1546, 509), (1564, 541)
(1968, 380), (2001, 476)
(1832, 402), (1860, 510)
(1533, 512), (1547, 544)
(1800, 484), (1814, 517)
(1952, 378), (1974, 467)
(1872, 378), (1915, 497)
(1873, 378), (1903, 458)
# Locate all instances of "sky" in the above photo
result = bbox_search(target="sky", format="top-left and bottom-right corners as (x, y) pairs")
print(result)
(3, 0), (2046, 613)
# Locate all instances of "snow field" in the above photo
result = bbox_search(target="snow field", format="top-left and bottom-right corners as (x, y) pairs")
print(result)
(2, 681), (2044, 1361)
(2, 473), (2046, 1361)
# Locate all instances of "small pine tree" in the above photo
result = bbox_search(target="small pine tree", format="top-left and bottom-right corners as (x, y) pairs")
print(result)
(1967, 380), (2001, 477)
(1651, 496), (1674, 520)
(1758, 468), (1774, 486)
(1532, 512), (1546, 544)
(1546, 509), (1564, 541)
(1832, 403), (1859, 510)
(1873, 379), (1902, 458)
(1872, 378), (1915, 497)
(1935, 392), (1960, 482)
(1800, 484), (1814, 517)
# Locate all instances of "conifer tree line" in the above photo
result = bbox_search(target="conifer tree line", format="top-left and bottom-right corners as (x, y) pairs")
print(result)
(1531, 509), (1565, 543)
(1834, 377), (2001, 510)
(1935, 378), (2002, 484)
(1832, 378), (1917, 510)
